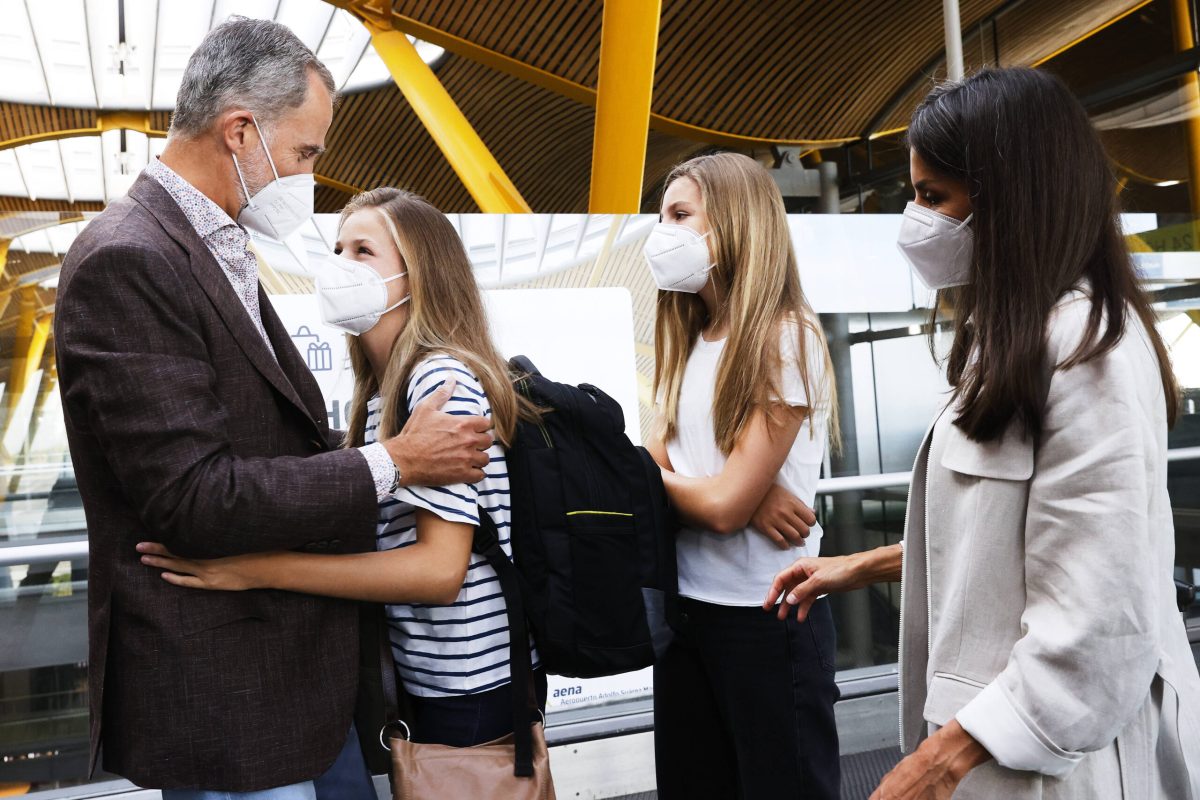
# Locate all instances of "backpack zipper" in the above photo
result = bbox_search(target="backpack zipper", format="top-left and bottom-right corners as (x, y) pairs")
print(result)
(565, 510), (634, 518)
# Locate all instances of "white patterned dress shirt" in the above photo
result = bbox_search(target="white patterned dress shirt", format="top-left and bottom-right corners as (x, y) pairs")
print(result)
(146, 158), (395, 499)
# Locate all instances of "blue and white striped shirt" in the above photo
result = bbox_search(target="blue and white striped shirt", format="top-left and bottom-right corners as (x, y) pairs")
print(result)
(365, 354), (537, 697)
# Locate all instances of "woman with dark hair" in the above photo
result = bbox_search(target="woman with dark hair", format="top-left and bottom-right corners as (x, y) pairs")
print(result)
(764, 67), (1200, 798)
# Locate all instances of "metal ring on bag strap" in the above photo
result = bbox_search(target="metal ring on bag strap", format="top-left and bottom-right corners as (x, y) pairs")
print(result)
(378, 719), (412, 751)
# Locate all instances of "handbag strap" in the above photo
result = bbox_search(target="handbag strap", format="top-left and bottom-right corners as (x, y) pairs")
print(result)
(378, 615), (401, 726)
(473, 512), (536, 778)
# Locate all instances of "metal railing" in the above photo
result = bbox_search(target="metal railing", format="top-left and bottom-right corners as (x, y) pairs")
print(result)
(1, 446), (1198, 569)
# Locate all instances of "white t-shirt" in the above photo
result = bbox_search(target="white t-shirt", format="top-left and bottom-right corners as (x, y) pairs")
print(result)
(664, 319), (830, 607)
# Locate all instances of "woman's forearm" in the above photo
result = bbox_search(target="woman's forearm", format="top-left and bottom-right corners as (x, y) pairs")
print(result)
(659, 404), (807, 535)
(662, 469), (756, 534)
(237, 546), (465, 605)
(846, 544), (903, 587)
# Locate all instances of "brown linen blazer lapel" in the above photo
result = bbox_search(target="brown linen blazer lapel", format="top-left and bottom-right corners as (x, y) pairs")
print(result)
(127, 175), (315, 431)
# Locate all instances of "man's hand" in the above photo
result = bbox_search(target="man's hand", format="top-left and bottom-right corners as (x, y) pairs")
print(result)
(869, 720), (990, 799)
(750, 483), (817, 549)
(383, 378), (493, 487)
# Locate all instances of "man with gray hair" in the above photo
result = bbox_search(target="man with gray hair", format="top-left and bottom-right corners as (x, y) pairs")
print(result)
(54, 17), (491, 799)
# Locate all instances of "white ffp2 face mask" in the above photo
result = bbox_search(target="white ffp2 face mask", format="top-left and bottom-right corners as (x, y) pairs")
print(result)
(643, 222), (716, 293)
(314, 254), (409, 336)
(896, 201), (974, 290)
(233, 116), (315, 241)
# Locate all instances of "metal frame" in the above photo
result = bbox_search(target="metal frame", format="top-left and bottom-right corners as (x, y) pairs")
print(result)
(326, 0), (861, 150)
(360, 20), (531, 213)
(4, 446), (1199, 570)
(588, 0), (662, 213)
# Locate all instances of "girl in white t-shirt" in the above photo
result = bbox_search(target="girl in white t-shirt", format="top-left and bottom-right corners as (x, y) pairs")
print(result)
(644, 152), (841, 799)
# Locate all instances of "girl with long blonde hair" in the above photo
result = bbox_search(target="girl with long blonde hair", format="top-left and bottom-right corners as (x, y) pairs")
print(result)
(644, 152), (841, 799)
(138, 187), (546, 750)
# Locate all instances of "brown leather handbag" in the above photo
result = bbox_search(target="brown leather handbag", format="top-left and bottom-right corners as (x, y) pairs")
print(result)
(382, 718), (556, 800)
(378, 520), (556, 800)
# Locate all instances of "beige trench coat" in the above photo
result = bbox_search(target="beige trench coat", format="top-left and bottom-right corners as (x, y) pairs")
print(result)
(898, 289), (1200, 799)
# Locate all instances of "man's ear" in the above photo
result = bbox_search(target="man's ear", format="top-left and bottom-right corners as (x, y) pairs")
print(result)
(221, 111), (255, 155)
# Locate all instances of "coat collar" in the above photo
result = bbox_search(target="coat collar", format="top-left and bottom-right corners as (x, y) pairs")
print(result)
(127, 172), (322, 435)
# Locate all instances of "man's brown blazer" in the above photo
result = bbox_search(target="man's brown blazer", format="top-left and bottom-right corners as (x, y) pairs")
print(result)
(54, 173), (379, 791)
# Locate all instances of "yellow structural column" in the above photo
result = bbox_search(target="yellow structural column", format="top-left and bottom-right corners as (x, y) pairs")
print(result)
(588, 0), (663, 213)
(1172, 0), (1200, 244)
(365, 23), (531, 213)
(2, 289), (47, 457)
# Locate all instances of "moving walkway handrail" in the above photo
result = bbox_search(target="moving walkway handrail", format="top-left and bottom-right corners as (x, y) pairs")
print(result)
(2, 446), (1199, 569)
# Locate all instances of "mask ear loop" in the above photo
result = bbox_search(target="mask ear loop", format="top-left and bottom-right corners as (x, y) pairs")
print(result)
(249, 115), (281, 182)
(380, 271), (409, 314)
(232, 115), (280, 210)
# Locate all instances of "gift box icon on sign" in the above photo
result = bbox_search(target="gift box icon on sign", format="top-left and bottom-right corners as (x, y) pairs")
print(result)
(291, 325), (332, 372)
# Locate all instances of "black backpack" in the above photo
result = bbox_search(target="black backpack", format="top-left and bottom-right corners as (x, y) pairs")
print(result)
(389, 355), (678, 777)
(498, 355), (678, 678)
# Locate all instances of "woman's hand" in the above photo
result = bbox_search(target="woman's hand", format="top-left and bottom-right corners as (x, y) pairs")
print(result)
(763, 554), (858, 621)
(870, 720), (990, 799)
(750, 483), (816, 549)
(763, 543), (904, 622)
(136, 542), (264, 591)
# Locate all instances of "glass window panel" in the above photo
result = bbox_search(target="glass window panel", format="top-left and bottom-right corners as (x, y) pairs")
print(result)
(316, 11), (371, 91)
(275, 0), (337, 52)
(26, 0), (94, 107)
(0, 0), (50, 105)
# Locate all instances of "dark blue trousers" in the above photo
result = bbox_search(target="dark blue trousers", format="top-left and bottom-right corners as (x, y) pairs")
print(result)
(408, 670), (549, 747)
(653, 597), (841, 799)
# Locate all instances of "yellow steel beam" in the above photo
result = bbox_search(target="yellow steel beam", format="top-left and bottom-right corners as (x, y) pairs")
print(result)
(314, 173), (363, 196)
(636, 375), (656, 412)
(0, 213), (86, 241)
(16, 313), (50, 405)
(336, 0), (1157, 149)
(1171, 0), (1200, 238)
(635, 370), (655, 408)
(0, 112), (165, 151)
(868, 0), (1157, 140)
(1031, 0), (1154, 67)
(363, 22), (531, 213)
(2, 289), (44, 456)
(0, 345), (55, 499)
(589, 0), (662, 212)
(331, 0), (859, 149)
(587, 216), (624, 285)
(0, 239), (8, 282)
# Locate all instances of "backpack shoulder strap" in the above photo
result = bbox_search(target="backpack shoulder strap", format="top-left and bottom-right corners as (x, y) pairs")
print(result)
(473, 513), (537, 777)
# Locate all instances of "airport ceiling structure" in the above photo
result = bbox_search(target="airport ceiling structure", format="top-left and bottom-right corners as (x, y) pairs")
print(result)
(0, 0), (1152, 218)
(1, 0), (1200, 478)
